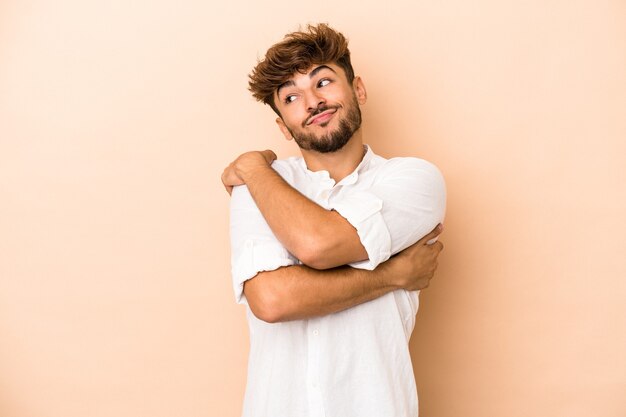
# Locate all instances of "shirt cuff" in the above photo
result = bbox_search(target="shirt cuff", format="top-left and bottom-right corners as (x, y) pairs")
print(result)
(329, 191), (392, 270)
(231, 239), (298, 304)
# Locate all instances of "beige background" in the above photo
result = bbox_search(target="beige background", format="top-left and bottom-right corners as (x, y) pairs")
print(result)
(1, 1), (625, 416)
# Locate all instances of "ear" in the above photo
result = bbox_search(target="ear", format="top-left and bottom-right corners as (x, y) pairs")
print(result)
(275, 118), (293, 141)
(353, 76), (367, 105)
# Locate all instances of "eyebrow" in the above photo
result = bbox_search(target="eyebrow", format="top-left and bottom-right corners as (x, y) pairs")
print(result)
(276, 80), (295, 97)
(276, 65), (337, 98)
(310, 64), (336, 78)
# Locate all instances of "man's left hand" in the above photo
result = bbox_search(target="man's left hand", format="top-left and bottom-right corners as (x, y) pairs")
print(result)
(221, 150), (277, 194)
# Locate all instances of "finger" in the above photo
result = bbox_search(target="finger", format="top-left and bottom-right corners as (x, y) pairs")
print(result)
(417, 223), (443, 245)
(221, 165), (234, 183)
(221, 170), (231, 186)
(222, 166), (246, 188)
(261, 149), (277, 164)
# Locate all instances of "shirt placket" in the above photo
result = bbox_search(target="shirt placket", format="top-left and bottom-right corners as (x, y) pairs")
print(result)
(317, 179), (334, 208)
(306, 317), (325, 417)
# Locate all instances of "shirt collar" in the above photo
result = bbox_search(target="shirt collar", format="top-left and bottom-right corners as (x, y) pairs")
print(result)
(298, 145), (374, 186)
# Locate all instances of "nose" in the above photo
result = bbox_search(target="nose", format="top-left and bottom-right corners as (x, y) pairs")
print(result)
(305, 90), (325, 112)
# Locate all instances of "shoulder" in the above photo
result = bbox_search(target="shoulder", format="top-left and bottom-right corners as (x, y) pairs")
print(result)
(271, 157), (299, 174)
(375, 156), (444, 184)
(270, 157), (305, 186)
(372, 156), (447, 212)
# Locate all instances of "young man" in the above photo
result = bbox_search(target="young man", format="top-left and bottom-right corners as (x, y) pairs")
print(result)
(222, 24), (446, 417)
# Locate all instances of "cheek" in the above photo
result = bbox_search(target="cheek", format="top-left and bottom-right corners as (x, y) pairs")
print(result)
(285, 106), (308, 123)
(280, 114), (303, 131)
(327, 89), (350, 105)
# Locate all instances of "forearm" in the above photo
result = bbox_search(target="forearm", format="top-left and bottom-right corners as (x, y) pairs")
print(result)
(244, 262), (400, 323)
(241, 224), (443, 323)
(241, 165), (366, 268)
(243, 166), (322, 248)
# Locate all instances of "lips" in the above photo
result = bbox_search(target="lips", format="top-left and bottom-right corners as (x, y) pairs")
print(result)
(306, 109), (337, 125)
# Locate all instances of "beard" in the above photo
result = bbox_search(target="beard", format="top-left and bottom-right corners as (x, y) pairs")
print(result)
(287, 95), (362, 153)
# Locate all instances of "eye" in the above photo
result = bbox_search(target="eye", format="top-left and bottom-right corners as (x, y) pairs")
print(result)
(284, 94), (297, 104)
(318, 78), (331, 88)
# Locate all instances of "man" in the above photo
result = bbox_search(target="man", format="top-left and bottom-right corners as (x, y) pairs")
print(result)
(222, 24), (446, 417)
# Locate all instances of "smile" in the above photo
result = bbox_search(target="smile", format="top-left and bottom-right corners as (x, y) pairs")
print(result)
(307, 109), (337, 126)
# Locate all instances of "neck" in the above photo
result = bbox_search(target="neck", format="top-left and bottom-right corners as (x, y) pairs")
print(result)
(300, 129), (365, 183)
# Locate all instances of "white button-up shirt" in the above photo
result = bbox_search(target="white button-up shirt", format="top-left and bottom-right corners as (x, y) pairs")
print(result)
(229, 145), (446, 417)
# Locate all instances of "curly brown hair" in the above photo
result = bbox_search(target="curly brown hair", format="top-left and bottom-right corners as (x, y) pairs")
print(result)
(248, 23), (355, 115)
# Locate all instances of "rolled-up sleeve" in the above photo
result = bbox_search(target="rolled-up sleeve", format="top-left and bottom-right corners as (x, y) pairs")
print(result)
(230, 185), (298, 304)
(330, 191), (392, 269)
(330, 157), (446, 270)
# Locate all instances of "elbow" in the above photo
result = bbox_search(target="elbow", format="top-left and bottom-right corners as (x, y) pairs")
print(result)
(299, 247), (346, 270)
(301, 255), (334, 270)
(294, 236), (335, 270)
(244, 276), (287, 323)
(298, 248), (324, 270)
(251, 302), (283, 324)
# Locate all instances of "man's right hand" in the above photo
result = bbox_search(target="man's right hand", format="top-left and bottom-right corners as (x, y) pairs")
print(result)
(388, 224), (444, 291)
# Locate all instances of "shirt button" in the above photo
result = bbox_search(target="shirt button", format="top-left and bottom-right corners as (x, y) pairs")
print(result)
(312, 382), (318, 388)
(312, 330), (319, 336)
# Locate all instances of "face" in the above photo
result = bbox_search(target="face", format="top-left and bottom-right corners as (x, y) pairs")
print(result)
(274, 63), (367, 153)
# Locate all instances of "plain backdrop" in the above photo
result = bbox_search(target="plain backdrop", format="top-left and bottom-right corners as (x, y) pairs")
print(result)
(1, 1), (625, 416)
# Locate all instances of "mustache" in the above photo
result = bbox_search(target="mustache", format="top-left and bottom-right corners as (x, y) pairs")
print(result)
(303, 104), (340, 127)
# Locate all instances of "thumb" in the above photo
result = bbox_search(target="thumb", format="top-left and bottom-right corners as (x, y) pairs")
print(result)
(417, 223), (443, 245)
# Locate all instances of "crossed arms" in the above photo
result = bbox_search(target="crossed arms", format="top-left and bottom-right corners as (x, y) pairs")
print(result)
(224, 150), (446, 323)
